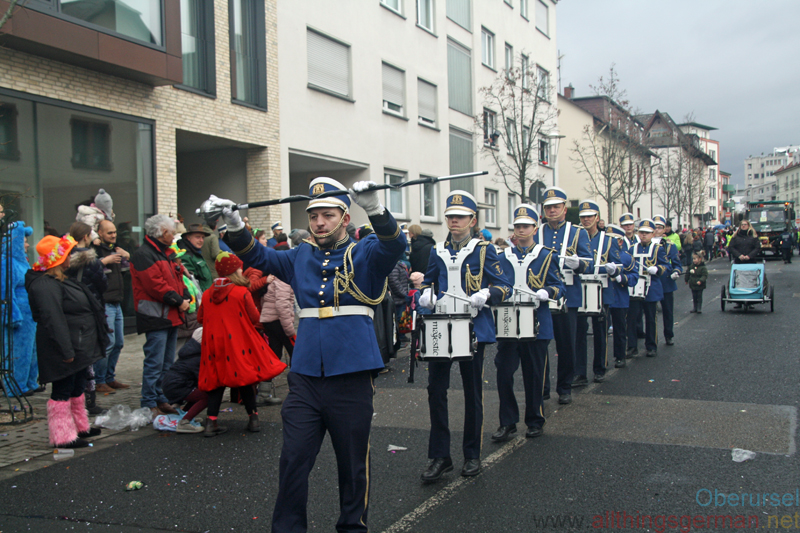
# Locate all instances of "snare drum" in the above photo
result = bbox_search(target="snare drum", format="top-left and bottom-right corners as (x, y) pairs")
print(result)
(628, 276), (649, 300)
(549, 297), (566, 314)
(578, 279), (604, 315)
(493, 303), (538, 340)
(418, 313), (474, 361)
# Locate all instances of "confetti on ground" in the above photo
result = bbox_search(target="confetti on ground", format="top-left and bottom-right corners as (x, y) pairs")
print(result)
(387, 445), (407, 452)
(648, 380), (654, 382)
(220, 408), (234, 412)
(671, 379), (680, 382)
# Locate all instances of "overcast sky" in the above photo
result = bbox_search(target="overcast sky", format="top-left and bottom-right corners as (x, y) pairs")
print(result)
(557, 0), (800, 186)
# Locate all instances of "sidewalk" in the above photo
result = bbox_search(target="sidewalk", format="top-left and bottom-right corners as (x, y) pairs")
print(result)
(0, 333), (288, 481)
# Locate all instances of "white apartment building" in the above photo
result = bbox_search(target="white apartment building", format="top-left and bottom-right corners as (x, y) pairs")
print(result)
(744, 146), (800, 192)
(677, 122), (720, 223)
(276, 0), (558, 240)
(774, 161), (800, 204)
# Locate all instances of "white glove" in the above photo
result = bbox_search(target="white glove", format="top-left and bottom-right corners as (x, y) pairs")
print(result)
(604, 263), (617, 275)
(348, 181), (385, 216)
(220, 207), (245, 232)
(563, 256), (580, 270)
(614, 274), (623, 284)
(689, 269), (696, 274)
(207, 194), (236, 210)
(647, 266), (658, 275)
(469, 288), (491, 310)
(419, 288), (436, 309)
(534, 289), (549, 302)
(670, 271), (680, 280)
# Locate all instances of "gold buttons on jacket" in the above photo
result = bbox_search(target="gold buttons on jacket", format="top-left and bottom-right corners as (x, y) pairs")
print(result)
(325, 252), (330, 256)
(323, 278), (328, 282)
(322, 270), (328, 275)
(318, 291), (324, 296)
(320, 285), (326, 289)
(320, 300), (325, 305)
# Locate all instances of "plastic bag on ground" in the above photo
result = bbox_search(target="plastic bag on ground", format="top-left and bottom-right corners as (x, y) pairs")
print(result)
(94, 405), (154, 431)
(731, 448), (756, 462)
(152, 409), (199, 432)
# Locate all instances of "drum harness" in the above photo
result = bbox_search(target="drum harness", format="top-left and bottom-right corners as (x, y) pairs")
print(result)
(433, 239), (484, 316)
(503, 245), (549, 304)
(538, 222), (592, 285)
(632, 242), (658, 297)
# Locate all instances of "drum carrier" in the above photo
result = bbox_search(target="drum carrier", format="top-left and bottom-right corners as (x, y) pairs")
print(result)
(492, 246), (542, 340)
(629, 242), (655, 300)
(578, 231), (608, 315)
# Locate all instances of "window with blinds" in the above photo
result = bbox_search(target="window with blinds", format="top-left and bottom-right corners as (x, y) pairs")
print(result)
(417, 78), (437, 126)
(446, 0), (471, 30)
(447, 39), (472, 115)
(307, 29), (351, 99)
(449, 128), (474, 194)
(382, 63), (405, 115)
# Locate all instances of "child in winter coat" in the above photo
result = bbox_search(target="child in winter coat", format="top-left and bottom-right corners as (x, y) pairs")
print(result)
(685, 252), (708, 313)
(197, 252), (287, 437)
(162, 327), (206, 433)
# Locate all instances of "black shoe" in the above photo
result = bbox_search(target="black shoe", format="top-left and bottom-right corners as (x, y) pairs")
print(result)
(421, 457), (453, 483)
(60, 438), (90, 449)
(696, 310), (702, 314)
(646, 350), (657, 357)
(204, 418), (228, 438)
(491, 425), (517, 442)
(558, 394), (572, 405)
(689, 309), (696, 313)
(665, 338), (674, 346)
(593, 374), (605, 383)
(461, 459), (481, 477)
(77, 427), (102, 438)
(542, 393), (550, 400)
(525, 426), (543, 438)
(626, 347), (638, 358)
(637, 332), (646, 339)
(35, 385), (46, 393)
(572, 376), (588, 388)
(246, 414), (260, 433)
(614, 359), (626, 368)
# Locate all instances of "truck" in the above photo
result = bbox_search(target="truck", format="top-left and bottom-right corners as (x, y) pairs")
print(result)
(745, 200), (796, 256)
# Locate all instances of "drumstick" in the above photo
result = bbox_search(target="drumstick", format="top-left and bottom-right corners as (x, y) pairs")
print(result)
(440, 292), (472, 303)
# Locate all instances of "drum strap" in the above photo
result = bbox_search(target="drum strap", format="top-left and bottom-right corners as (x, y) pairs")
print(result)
(435, 239), (480, 300)
(592, 232), (607, 275)
(504, 245), (544, 299)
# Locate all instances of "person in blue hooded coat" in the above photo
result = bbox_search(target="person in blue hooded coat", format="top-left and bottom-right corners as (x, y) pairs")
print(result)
(1, 221), (39, 395)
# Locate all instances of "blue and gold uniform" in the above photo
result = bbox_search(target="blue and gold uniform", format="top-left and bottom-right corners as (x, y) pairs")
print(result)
(493, 205), (564, 439)
(421, 190), (512, 478)
(223, 177), (406, 533)
(535, 187), (593, 403)
(626, 219), (670, 357)
(606, 224), (639, 367)
(654, 215), (682, 345)
(267, 220), (281, 248)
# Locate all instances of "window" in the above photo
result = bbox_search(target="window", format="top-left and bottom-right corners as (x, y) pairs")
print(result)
(229, 0), (267, 108)
(520, 0), (528, 18)
(537, 66), (549, 100)
(710, 149), (716, 162)
(58, 0), (163, 45)
(382, 63), (405, 115)
(417, 0), (434, 31)
(417, 78), (437, 126)
(180, 0), (216, 95)
(307, 29), (352, 100)
(504, 43), (513, 75)
(481, 28), (495, 69)
(505, 119), (517, 155)
(710, 187), (716, 199)
(381, 0), (401, 14)
(748, 163), (752, 169)
(446, 0), (470, 30)
(535, 0), (548, 35)
(710, 205), (716, 218)
(504, 0), (512, 6)
(522, 126), (530, 157)
(709, 168), (716, 181)
(521, 54), (530, 89)
(385, 171), (407, 218)
(449, 128), (474, 193)
(71, 118), (112, 171)
(483, 109), (497, 146)
(485, 189), (498, 226)
(0, 104), (19, 160)
(421, 178), (439, 221)
(507, 193), (517, 226)
(447, 39), (472, 115)
(538, 139), (549, 164)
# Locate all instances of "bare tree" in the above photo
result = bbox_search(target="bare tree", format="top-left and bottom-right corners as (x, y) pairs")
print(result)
(477, 55), (559, 204)
(653, 148), (681, 222)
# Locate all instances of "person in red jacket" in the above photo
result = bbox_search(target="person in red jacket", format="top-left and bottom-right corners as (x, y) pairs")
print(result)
(197, 252), (287, 437)
(131, 214), (190, 417)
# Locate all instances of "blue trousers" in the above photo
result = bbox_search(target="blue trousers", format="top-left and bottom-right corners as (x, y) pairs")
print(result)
(272, 371), (374, 533)
(575, 307), (608, 378)
(427, 342), (486, 460)
(609, 307), (628, 362)
(140, 327), (176, 408)
(661, 292), (675, 340)
(628, 300), (658, 352)
(544, 308), (577, 397)
(495, 339), (549, 429)
(95, 303), (124, 384)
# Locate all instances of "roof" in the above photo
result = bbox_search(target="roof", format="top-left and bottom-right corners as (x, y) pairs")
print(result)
(676, 122), (718, 131)
(720, 170), (732, 176)
(774, 161), (800, 174)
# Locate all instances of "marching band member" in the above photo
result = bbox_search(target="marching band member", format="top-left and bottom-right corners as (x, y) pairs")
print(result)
(491, 205), (564, 442)
(535, 187), (593, 405)
(653, 215), (682, 346)
(619, 212), (638, 245)
(418, 190), (512, 482)
(208, 177), (406, 533)
(605, 225), (639, 368)
(626, 219), (670, 358)
(573, 200), (617, 385)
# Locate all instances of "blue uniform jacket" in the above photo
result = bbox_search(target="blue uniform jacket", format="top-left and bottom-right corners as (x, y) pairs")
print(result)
(227, 212), (406, 377)
(633, 241), (670, 303)
(423, 236), (512, 343)
(658, 238), (682, 293)
(608, 238), (638, 309)
(497, 245), (564, 340)
(534, 221), (593, 308)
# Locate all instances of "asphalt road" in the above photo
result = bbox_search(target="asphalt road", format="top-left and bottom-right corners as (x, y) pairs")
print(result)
(0, 256), (797, 532)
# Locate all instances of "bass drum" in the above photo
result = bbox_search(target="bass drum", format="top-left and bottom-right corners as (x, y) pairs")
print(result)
(418, 313), (474, 362)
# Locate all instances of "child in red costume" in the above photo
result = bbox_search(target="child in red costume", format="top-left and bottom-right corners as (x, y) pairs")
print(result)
(198, 252), (286, 437)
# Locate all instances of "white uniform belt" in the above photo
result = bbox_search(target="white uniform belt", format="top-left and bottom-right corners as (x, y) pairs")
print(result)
(298, 305), (374, 320)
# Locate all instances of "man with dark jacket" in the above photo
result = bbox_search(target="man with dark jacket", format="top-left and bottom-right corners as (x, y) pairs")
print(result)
(388, 260), (409, 343)
(409, 226), (435, 274)
(703, 229), (715, 260)
(177, 224), (213, 291)
(93, 220), (132, 391)
(131, 214), (190, 417)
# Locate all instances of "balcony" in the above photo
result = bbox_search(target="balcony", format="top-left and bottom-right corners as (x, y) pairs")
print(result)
(722, 201), (735, 209)
(722, 184), (736, 193)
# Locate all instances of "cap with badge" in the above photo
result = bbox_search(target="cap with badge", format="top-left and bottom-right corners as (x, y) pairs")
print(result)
(444, 190), (478, 216)
(306, 177), (351, 212)
(271, 221), (283, 231)
(513, 203), (539, 225)
(578, 199), (599, 217)
(653, 215), (666, 227)
(606, 224), (627, 238)
(637, 219), (656, 233)
(619, 212), (635, 226)
(542, 186), (568, 206)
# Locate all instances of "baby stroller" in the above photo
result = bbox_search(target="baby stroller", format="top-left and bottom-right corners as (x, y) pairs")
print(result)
(720, 262), (773, 312)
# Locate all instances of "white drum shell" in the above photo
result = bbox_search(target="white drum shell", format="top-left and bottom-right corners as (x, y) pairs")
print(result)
(629, 277), (648, 299)
(418, 314), (474, 361)
(578, 280), (604, 315)
(494, 303), (537, 340)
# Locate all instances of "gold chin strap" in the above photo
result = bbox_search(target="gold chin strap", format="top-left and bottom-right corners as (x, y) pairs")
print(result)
(333, 242), (388, 309)
(309, 208), (348, 239)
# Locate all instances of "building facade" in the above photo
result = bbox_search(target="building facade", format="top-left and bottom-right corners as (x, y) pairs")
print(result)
(678, 122), (720, 223)
(774, 161), (800, 204)
(744, 146), (800, 193)
(277, 0), (559, 240)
